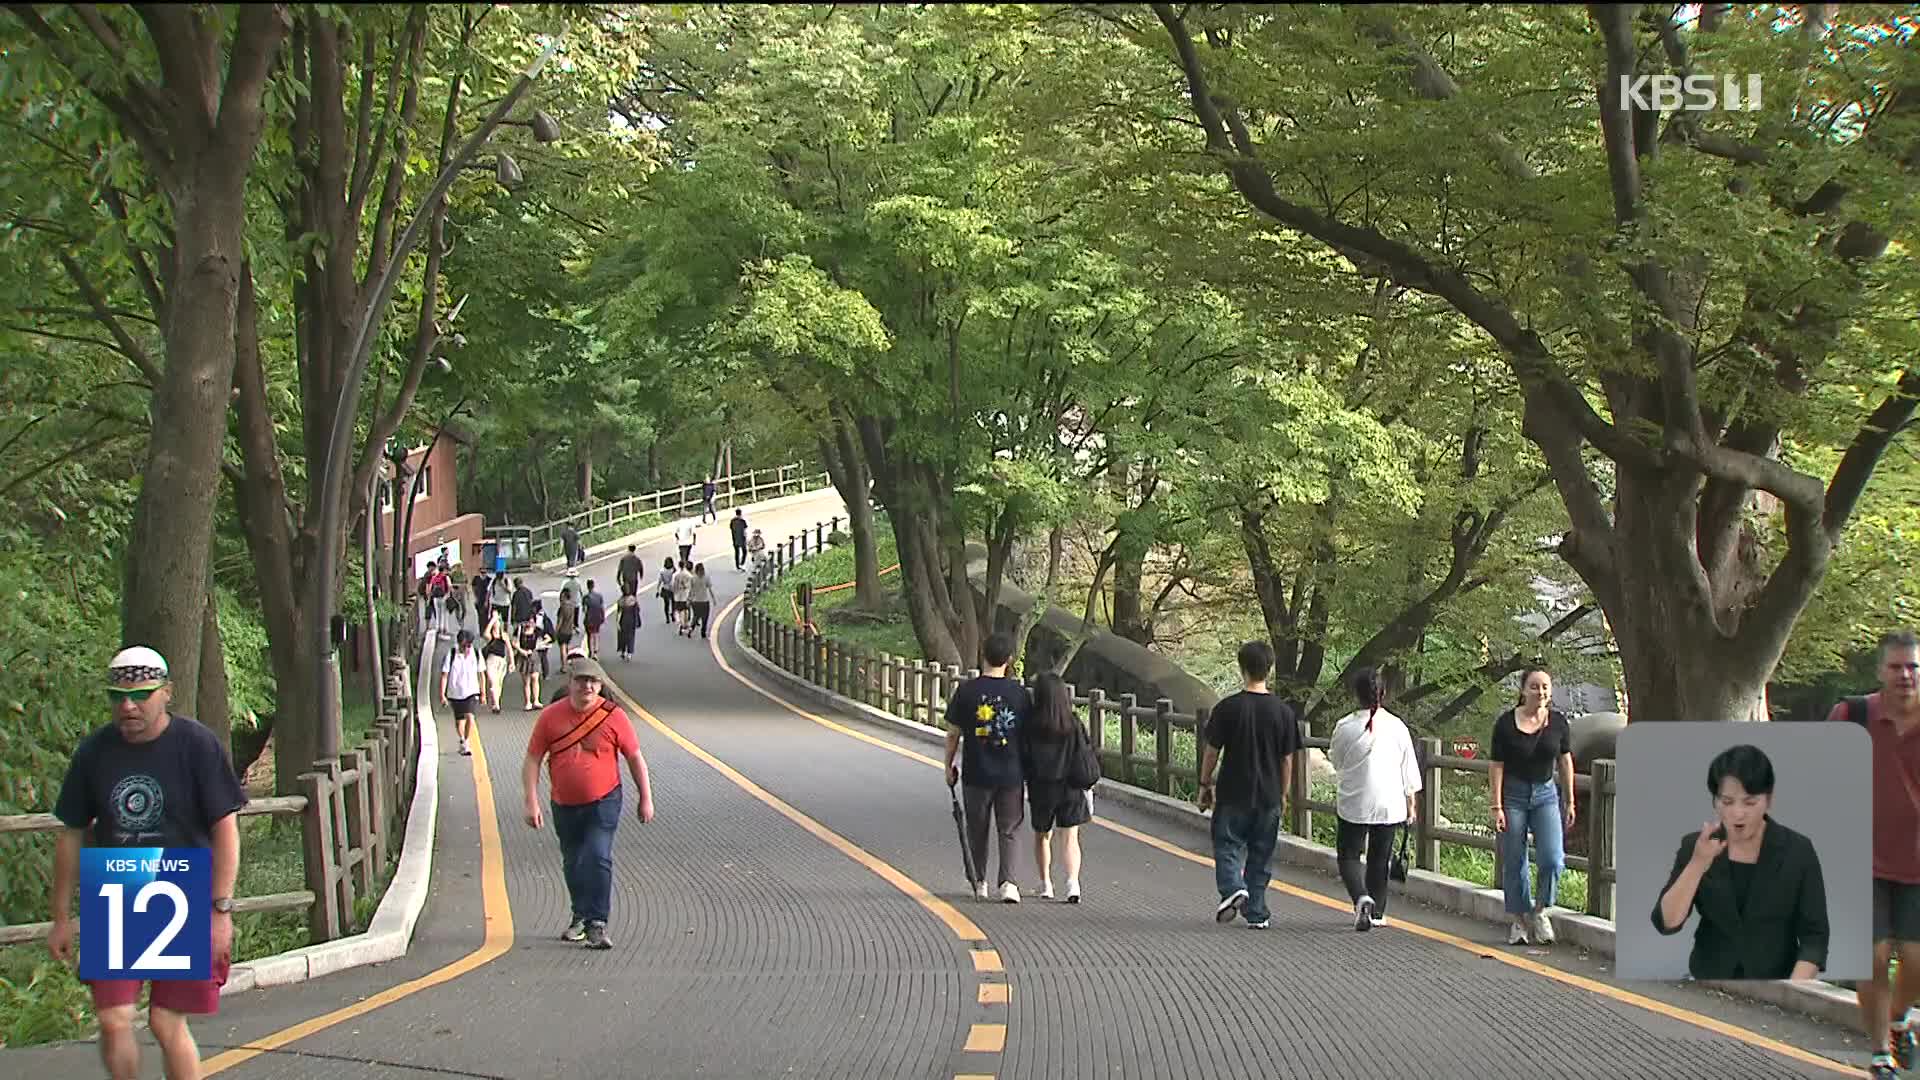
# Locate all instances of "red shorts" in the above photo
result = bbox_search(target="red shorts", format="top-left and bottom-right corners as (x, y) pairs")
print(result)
(88, 955), (230, 1015)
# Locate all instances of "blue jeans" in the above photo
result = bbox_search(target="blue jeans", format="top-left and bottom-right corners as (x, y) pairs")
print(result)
(1499, 779), (1565, 915)
(552, 787), (622, 923)
(1212, 803), (1282, 922)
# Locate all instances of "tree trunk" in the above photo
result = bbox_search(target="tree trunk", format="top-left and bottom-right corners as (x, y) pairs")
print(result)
(819, 417), (882, 608)
(198, 590), (231, 760)
(1110, 543), (1149, 644)
(121, 162), (256, 713)
(577, 441), (595, 506)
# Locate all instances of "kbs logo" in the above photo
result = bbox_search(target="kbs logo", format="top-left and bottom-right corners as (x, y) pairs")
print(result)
(1618, 73), (1763, 112)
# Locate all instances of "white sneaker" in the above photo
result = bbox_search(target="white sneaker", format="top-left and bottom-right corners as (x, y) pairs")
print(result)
(973, 881), (990, 901)
(458, 737), (470, 756)
(1370, 914), (1387, 928)
(1065, 879), (1081, 905)
(1038, 881), (1055, 901)
(1532, 911), (1556, 944)
(1215, 888), (1248, 923)
(999, 881), (1021, 904)
(1508, 918), (1530, 945)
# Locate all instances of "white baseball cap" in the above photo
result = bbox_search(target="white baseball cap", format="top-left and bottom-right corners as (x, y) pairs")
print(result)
(107, 646), (170, 689)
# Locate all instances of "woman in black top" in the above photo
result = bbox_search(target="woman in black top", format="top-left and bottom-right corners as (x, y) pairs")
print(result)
(616, 584), (642, 661)
(1488, 667), (1574, 946)
(1653, 744), (1828, 981)
(1020, 672), (1095, 904)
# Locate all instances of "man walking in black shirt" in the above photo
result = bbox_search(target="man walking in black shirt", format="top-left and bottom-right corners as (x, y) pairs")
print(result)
(1197, 640), (1302, 929)
(944, 632), (1031, 903)
(49, 647), (248, 1080)
(729, 509), (750, 570)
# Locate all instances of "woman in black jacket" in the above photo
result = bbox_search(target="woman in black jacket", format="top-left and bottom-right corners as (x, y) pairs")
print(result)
(1652, 744), (1829, 981)
(1020, 672), (1097, 904)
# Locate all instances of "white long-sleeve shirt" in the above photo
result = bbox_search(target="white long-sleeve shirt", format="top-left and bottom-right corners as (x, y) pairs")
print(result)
(1327, 707), (1422, 824)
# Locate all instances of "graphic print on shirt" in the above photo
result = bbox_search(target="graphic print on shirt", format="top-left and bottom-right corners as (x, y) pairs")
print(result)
(975, 699), (1018, 749)
(107, 773), (166, 842)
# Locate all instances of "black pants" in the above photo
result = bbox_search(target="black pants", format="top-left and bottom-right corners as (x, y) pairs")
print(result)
(733, 539), (747, 569)
(962, 784), (1025, 887)
(617, 621), (637, 655)
(1336, 818), (1400, 915)
(691, 600), (711, 638)
(678, 544), (692, 564)
(660, 591), (674, 620)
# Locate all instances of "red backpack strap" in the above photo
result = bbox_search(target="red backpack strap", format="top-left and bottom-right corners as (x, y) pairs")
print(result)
(549, 700), (617, 757)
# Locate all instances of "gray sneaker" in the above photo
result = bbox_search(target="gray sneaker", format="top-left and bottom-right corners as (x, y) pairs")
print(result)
(561, 918), (586, 942)
(584, 921), (612, 950)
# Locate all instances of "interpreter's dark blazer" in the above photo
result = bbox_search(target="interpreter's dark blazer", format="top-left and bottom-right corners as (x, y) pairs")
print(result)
(1651, 816), (1828, 980)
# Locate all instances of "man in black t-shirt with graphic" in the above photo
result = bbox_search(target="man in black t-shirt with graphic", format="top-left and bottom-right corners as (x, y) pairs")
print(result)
(49, 646), (248, 1080)
(1197, 640), (1302, 929)
(944, 632), (1031, 903)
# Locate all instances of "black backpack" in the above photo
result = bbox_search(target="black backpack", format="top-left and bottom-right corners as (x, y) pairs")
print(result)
(1843, 695), (1873, 727)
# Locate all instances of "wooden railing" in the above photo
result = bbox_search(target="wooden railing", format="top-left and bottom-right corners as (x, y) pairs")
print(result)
(1, 636), (426, 948)
(527, 463), (831, 561)
(743, 519), (1620, 920)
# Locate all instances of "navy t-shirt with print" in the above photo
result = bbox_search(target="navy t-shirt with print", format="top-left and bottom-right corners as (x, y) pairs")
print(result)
(945, 675), (1030, 789)
(53, 715), (248, 848)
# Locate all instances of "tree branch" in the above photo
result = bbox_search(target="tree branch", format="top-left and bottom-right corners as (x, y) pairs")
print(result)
(55, 251), (162, 384)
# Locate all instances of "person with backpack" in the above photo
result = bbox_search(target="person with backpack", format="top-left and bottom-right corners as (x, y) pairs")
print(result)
(1197, 640), (1301, 929)
(657, 559), (677, 624)
(730, 509), (750, 570)
(1488, 666), (1574, 946)
(1329, 668), (1422, 932)
(1021, 670), (1099, 903)
(560, 523), (583, 573)
(554, 589), (580, 672)
(616, 584), (642, 661)
(670, 560), (695, 637)
(482, 611), (512, 714)
(1830, 629), (1920, 1080)
(583, 580), (607, 660)
(510, 577), (534, 627)
(943, 632), (1030, 903)
(489, 572), (513, 628)
(441, 630), (484, 757)
(687, 563), (715, 639)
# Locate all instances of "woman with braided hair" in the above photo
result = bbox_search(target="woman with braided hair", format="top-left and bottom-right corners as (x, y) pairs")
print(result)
(1328, 667), (1422, 932)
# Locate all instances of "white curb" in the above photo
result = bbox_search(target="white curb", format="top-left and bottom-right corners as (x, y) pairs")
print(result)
(222, 629), (441, 994)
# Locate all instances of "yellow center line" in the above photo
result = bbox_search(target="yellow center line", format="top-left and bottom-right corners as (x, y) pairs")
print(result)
(204, 729), (515, 1074)
(713, 595), (1858, 1078)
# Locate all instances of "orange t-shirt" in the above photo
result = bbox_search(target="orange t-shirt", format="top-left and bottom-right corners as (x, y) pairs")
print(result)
(527, 695), (637, 806)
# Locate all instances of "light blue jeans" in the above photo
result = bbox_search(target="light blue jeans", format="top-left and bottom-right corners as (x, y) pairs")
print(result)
(1499, 779), (1565, 915)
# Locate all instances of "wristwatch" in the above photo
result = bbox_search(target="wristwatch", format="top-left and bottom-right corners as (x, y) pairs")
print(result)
(212, 897), (235, 914)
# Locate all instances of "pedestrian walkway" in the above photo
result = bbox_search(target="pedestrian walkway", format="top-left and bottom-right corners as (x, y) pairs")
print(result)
(6, 490), (1876, 1078)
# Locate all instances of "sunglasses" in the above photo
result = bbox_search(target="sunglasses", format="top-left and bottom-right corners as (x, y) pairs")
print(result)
(107, 687), (158, 704)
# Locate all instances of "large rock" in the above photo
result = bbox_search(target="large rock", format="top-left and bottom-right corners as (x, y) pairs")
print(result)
(1569, 711), (1626, 772)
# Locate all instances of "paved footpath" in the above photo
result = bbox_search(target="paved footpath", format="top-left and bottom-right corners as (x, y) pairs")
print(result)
(7, 490), (1878, 1077)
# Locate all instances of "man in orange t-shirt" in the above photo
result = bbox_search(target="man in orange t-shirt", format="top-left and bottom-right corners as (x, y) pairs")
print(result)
(522, 657), (654, 949)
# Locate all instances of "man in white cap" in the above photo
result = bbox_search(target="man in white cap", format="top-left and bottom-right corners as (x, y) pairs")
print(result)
(522, 656), (653, 950)
(48, 646), (247, 1080)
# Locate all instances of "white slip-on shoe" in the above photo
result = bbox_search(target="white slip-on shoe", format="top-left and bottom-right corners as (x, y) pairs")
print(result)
(1508, 918), (1530, 946)
(999, 881), (1021, 904)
